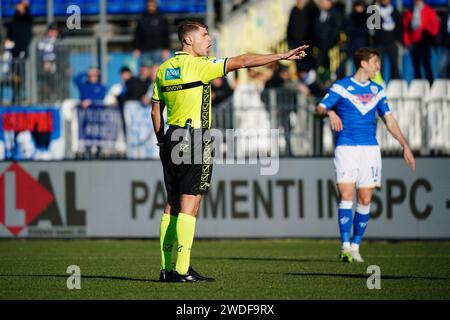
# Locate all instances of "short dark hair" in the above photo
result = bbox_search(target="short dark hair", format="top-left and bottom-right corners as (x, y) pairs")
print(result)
(177, 20), (208, 44)
(120, 66), (131, 73)
(353, 47), (380, 69)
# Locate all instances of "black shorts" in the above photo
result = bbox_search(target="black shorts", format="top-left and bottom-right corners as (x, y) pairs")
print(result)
(161, 126), (214, 195)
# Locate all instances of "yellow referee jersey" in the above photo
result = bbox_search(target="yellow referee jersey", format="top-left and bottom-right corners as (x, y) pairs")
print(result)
(152, 51), (228, 129)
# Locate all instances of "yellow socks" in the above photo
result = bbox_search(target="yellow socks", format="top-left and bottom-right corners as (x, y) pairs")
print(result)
(175, 213), (196, 275)
(159, 213), (177, 271)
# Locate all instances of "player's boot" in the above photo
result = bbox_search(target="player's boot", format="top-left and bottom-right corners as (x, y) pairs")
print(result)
(172, 270), (202, 283)
(188, 266), (215, 282)
(172, 267), (215, 283)
(159, 269), (175, 282)
(351, 250), (364, 263)
(339, 248), (353, 263)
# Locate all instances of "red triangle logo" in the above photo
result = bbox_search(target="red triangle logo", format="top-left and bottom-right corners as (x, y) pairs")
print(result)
(0, 163), (54, 236)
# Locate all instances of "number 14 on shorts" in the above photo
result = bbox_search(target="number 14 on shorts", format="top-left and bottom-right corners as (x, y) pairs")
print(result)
(371, 166), (379, 182)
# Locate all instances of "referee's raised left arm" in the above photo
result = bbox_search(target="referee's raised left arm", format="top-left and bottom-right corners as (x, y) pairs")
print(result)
(225, 44), (309, 72)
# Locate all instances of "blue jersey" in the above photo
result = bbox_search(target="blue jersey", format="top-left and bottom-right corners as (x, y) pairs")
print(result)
(319, 76), (390, 146)
(74, 73), (107, 101)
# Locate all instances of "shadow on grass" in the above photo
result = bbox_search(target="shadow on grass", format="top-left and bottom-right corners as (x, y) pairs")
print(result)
(196, 256), (340, 263)
(0, 274), (161, 283)
(285, 272), (449, 281)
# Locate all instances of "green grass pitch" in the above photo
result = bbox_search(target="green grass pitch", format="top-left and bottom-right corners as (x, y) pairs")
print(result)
(1, 239), (449, 300)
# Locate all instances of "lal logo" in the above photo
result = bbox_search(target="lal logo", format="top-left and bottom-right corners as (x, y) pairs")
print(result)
(0, 163), (86, 237)
(0, 163), (54, 236)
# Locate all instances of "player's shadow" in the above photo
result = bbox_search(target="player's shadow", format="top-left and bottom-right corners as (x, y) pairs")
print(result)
(285, 272), (449, 281)
(0, 274), (161, 283)
(197, 256), (341, 263)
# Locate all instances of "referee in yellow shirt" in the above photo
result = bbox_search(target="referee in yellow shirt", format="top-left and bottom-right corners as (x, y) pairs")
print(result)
(151, 20), (308, 282)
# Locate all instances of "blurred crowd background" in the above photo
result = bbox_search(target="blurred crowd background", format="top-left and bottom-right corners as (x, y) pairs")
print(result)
(0, 0), (449, 160)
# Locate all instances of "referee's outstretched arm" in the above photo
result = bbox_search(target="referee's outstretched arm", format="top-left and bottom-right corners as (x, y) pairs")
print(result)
(226, 44), (309, 72)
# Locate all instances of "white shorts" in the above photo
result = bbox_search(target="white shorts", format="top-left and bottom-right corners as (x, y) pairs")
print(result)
(334, 145), (382, 189)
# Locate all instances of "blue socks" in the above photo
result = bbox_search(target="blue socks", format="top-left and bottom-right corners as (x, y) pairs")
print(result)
(338, 202), (371, 249)
(338, 201), (353, 245)
(352, 204), (371, 245)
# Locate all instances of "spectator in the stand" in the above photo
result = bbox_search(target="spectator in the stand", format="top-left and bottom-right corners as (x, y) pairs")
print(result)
(337, 0), (369, 78)
(298, 69), (326, 100)
(404, 0), (440, 83)
(264, 63), (325, 100)
(132, 0), (170, 67)
(312, 0), (342, 81)
(37, 24), (61, 102)
(104, 66), (133, 107)
(7, 0), (32, 59)
(123, 64), (153, 105)
(5, 0), (32, 104)
(439, 11), (450, 79)
(374, 0), (403, 80)
(73, 67), (107, 108)
(287, 0), (318, 72)
(211, 77), (233, 105)
(264, 63), (289, 90)
(345, 1), (369, 61)
(103, 66), (133, 138)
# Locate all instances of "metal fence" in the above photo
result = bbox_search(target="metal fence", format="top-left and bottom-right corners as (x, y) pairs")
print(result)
(0, 57), (28, 105)
(0, 37), (97, 106)
(29, 36), (98, 105)
(212, 88), (317, 157)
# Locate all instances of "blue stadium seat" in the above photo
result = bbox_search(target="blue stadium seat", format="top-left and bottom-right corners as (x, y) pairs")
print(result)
(125, 1), (146, 14)
(53, 0), (67, 16)
(54, 0), (99, 16)
(79, 0), (100, 15)
(1, 0), (445, 17)
(29, 0), (47, 16)
(106, 0), (124, 14)
(104, 0), (207, 15)
(159, 0), (206, 13)
(1, 0), (19, 17)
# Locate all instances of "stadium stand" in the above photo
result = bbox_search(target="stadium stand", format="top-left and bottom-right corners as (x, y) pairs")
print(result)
(0, 0), (207, 16)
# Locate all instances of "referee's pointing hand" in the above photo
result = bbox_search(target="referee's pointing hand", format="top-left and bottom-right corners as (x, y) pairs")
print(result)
(282, 45), (310, 61)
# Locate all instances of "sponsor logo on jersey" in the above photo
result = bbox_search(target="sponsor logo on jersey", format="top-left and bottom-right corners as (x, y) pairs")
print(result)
(165, 68), (181, 80)
(356, 93), (376, 104)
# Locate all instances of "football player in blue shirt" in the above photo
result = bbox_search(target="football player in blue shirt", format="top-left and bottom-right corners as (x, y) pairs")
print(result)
(316, 47), (416, 262)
